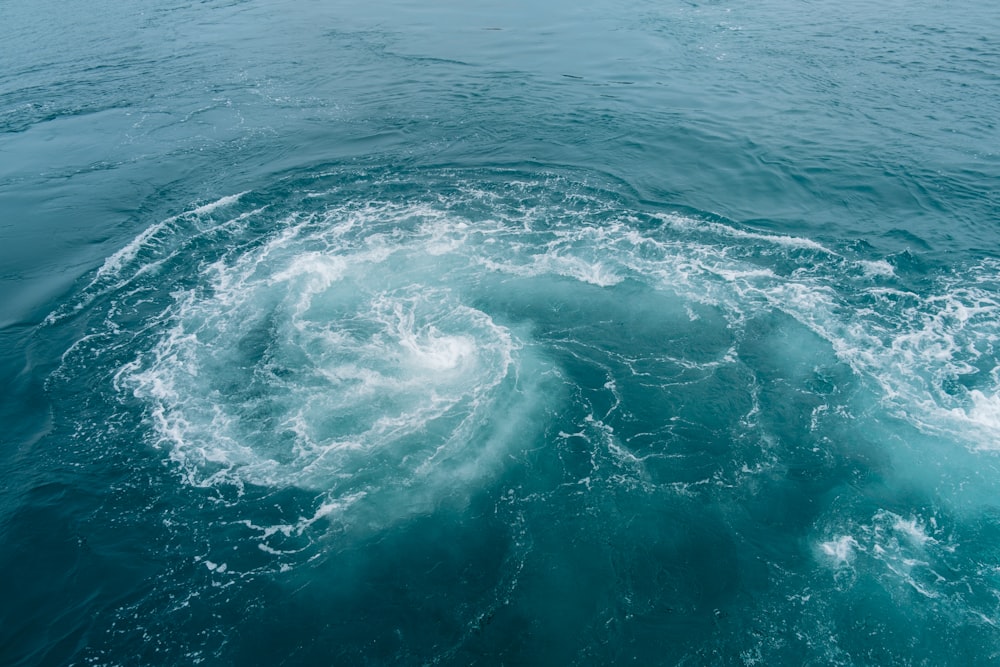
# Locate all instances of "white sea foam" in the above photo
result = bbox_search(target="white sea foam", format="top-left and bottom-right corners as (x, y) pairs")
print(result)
(96, 218), (173, 280)
(819, 535), (860, 566)
(536, 254), (623, 287)
(891, 515), (933, 547)
(188, 191), (248, 217)
(98, 192), (247, 280)
(653, 212), (834, 253)
(812, 509), (992, 612)
(962, 390), (1000, 431)
(859, 259), (896, 278)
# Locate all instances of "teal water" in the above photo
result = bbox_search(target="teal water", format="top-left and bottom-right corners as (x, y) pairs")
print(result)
(3, 0), (1000, 664)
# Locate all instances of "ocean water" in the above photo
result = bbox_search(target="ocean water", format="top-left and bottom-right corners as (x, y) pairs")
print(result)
(2, 0), (1000, 664)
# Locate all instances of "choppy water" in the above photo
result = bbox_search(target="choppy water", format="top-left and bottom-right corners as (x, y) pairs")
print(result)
(3, 1), (1000, 665)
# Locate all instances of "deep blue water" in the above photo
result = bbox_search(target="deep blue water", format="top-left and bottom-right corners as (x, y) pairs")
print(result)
(3, 0), (1000, 664)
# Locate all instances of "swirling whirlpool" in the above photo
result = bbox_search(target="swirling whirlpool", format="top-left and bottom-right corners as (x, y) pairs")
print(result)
(47, 168), (1000, 663)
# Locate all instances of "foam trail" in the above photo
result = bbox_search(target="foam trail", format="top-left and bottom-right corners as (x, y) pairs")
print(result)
(95, 217), (173, 280)
(44, 192), (250, 327)
(98, 192), (247, 280)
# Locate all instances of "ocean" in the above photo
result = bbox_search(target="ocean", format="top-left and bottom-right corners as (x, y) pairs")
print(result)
(2, 0), (1000, 664)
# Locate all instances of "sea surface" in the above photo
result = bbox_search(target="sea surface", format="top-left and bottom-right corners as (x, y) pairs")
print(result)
(2, 0), (1000, 664)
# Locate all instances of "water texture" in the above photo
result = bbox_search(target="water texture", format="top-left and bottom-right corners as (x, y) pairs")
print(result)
(2, 1), (1000, 665)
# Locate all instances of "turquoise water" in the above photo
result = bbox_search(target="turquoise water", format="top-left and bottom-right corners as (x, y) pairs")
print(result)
(2, 0), (1000, 664)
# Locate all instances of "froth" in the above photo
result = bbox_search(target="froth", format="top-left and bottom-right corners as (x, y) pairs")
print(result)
(116, 199), (560, 534)
(956, 390), (1000, 446)
(99, 192), (247, 280)
(819, 535), (860, 566)
(817, 511), (966, 604)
